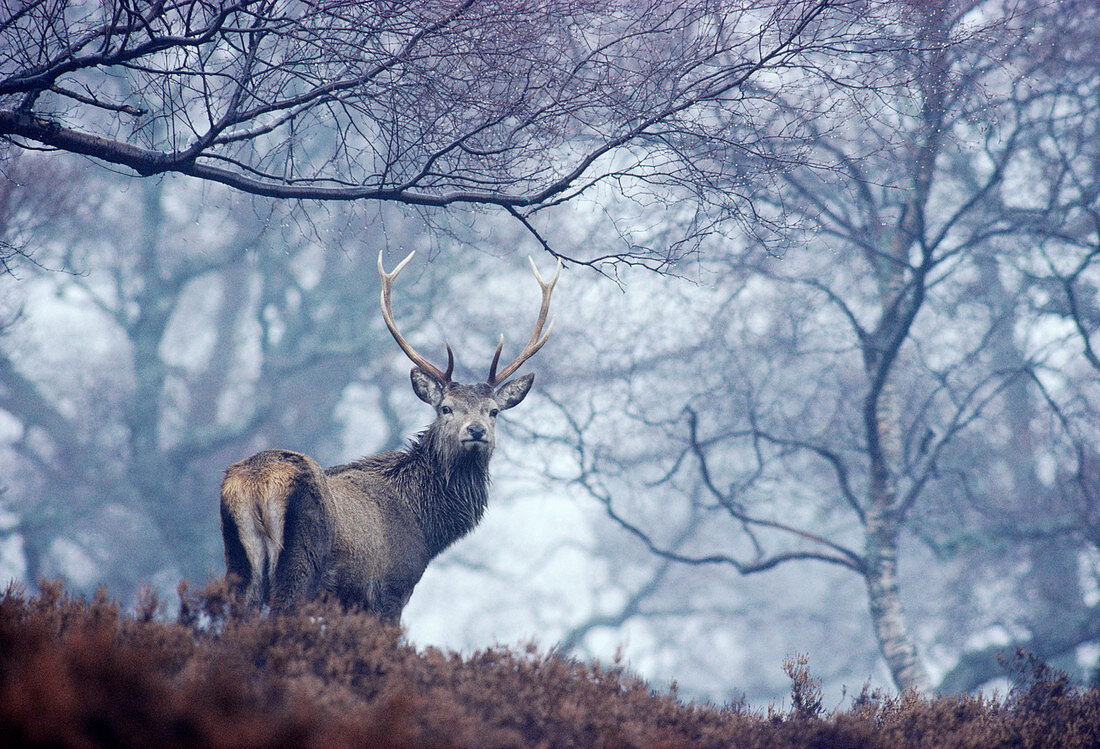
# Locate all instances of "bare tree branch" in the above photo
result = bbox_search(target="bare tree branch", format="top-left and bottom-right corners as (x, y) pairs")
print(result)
(1, 0), (876, 261)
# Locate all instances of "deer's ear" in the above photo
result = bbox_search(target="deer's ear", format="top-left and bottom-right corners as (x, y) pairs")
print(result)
(495, 373), (534, 410)
(410, 368), (443, 405)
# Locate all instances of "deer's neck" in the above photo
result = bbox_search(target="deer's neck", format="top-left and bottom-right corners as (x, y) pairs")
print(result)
(403, 430), (491, 556)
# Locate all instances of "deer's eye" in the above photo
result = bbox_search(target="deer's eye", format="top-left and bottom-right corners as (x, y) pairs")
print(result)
(489, 408), (499, 418)
(440, 405), (452, 415)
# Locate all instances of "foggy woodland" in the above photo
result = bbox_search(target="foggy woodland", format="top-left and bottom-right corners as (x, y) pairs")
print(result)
(1, 0), (1098, 706)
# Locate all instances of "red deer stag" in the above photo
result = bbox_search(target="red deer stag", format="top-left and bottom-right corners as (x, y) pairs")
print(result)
(219, 251), (559, 619)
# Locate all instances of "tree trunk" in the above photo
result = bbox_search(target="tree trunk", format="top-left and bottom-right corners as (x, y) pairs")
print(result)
(864, 507), (932, 694)
(123, 180), (202, 578)
(862, 368), (933, 694)
(861, 262), (932, 695)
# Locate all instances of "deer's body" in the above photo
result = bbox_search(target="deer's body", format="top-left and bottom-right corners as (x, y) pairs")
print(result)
(221, 440), (487, 617)
(220, 253), (557, 619)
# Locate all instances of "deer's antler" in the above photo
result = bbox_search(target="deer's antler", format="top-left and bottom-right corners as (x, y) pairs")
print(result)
(487, 256), (561, 386)
(378, 251), (454, 385)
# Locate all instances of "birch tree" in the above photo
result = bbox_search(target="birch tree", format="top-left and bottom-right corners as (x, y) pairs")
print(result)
(557, 0), (1100, 695)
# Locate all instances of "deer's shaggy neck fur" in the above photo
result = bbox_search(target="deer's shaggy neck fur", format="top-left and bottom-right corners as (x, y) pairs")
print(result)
(370, 424), (491, 557)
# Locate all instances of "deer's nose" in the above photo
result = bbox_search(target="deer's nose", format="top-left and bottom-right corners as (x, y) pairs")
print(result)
(467, 424), (486, 441)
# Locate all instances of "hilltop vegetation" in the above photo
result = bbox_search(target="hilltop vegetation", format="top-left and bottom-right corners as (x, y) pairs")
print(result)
(1, 581), (1097, 748)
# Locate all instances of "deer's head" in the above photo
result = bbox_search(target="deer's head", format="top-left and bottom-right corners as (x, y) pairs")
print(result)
(378, 251), (560, 461)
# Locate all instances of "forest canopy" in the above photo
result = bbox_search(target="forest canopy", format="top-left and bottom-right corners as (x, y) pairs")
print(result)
(1, 0), (1098, 706)
(2, 0), (882, 266)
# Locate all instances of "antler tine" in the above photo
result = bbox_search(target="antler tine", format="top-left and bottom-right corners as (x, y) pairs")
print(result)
(487, 256), (561, 386)
(378, 250), (452, 384)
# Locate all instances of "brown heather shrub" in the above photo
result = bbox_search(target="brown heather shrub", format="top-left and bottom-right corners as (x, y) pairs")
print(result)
(1, 581), (1098, 748)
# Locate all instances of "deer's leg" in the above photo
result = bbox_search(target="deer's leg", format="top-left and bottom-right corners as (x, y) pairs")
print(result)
(269, 470), (335, 612)
(220, 503), (252, 595)
(376, 584), (414, 623)
(220, 487), (268, 607)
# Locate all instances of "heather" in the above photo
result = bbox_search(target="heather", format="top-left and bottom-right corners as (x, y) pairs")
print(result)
(1, 582), (1097, 748)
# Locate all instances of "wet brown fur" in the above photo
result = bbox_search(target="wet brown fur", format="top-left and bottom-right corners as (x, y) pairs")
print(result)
(222, 458), (297, 547)
(219, 370), (533, 619)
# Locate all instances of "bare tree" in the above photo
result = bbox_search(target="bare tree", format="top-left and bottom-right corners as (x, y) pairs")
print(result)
(0, 165), (454, 595)
(0, 147), (90, 274)
(0, 0), (882, 267)
(549, 0), (1100, 695)
(1009, 0), (1100, 553)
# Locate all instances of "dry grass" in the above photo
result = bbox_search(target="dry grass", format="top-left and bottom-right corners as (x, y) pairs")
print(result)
(1, 580), (1097, 748)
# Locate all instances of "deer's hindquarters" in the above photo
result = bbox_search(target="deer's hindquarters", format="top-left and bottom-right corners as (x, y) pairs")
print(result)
(219, 450), (334, 608)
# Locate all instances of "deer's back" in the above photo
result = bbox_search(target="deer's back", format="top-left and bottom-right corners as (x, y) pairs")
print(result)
(323, 459), (431, 614)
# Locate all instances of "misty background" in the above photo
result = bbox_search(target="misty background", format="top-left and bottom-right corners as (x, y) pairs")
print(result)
(1, 0), (1098, 706)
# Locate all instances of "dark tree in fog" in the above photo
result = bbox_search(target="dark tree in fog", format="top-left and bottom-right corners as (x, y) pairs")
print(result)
(0, 165), (450, 590)
(0, 147), (89, 274)
(0, 0), (878, 266)
(559, 0), (1100, 695)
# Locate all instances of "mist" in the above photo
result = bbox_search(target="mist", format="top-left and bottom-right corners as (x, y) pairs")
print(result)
(2, 0), (1098, 707)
